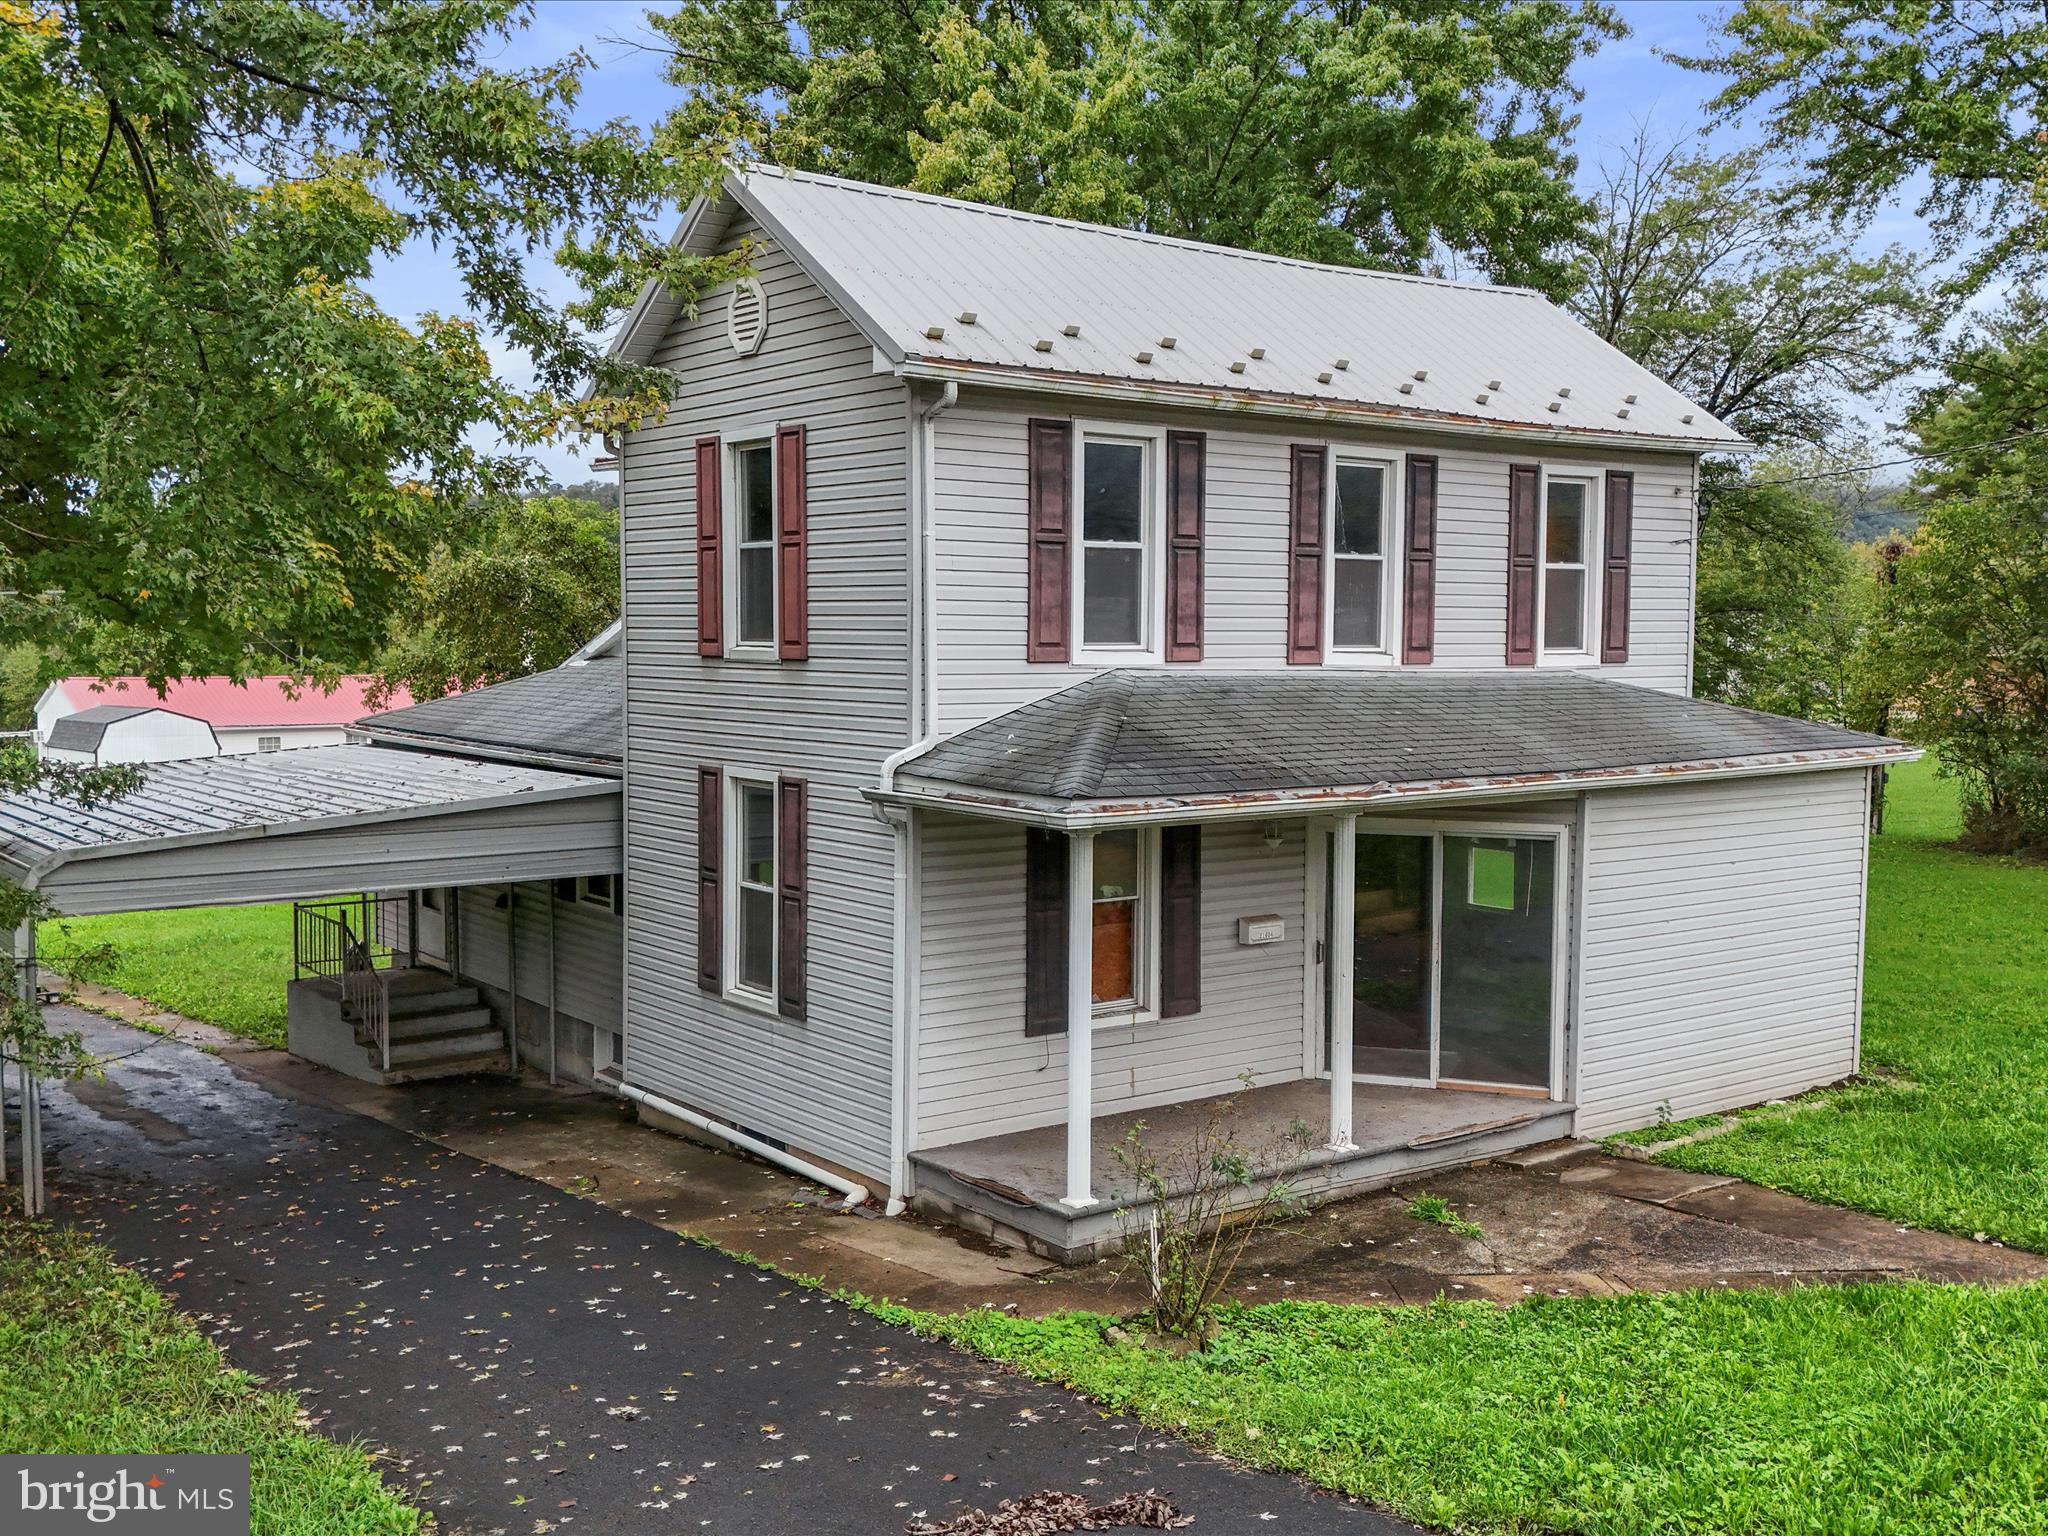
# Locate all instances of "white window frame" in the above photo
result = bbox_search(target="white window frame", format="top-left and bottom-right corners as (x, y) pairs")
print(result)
(1089, 825), (1161, 1025)
(256, 735), (282, 753)
(722, 429), (780, 660)
(1326, 815), (1571, 1103)
(722, 767), (782, 1013)
(1536, 466), (1602, 667)
(1070, 421), (1168, 666)
(1322, 449), (1403, 663)
(575, 874), (617, 914)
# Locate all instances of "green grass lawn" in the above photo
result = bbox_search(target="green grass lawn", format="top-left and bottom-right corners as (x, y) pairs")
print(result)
(899, 1282), (2048, 1536)
(1651, 756), (2048, 1250)
(40, 903), (294, 1047)
(880, 756), (2048, 1536)
(0, 1220), (423, 1535)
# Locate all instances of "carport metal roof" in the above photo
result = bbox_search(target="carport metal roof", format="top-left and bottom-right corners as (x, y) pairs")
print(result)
(0, 743), (621, 915)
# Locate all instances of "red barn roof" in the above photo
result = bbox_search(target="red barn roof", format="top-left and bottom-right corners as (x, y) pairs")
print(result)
(48, 675), (408, 729)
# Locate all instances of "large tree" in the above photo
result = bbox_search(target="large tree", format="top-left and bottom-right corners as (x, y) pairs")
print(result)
(1679, 0), (2048, 303)
(372, 496), (619, 706)
(1866, 293), (2048, 849)
(640, 0), (1623, 299)
(1570, 136), (1921, 453)
(1, 1), (676, 686)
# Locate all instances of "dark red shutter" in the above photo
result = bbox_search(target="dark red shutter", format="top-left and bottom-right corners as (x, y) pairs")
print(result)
(1402, 454), (1439, 664)
(696, 767), (721, 992)
(1165, 431), (1206, 662)
(1601, 470), (1634, 664)
(776, 423), (808, 660)
(1023, 828), (1069, 1037)
(776, 777), (808, 1019)
(1506, 462), (1541, 666)
(1157, 825), (1201, 1019)
(1287, 445), (1326, 664)
(695, 437), (723, 657)
(1027, 419), (1072, 663)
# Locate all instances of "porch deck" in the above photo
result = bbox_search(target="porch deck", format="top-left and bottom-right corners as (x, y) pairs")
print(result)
(909, 1079), (1576, 1263)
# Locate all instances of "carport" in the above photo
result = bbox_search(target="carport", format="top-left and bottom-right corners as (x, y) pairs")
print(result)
(0, 742), (621, 1213)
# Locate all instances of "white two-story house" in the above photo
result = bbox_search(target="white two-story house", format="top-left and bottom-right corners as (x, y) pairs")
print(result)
(4, 165), (1912, 1253)
(568, 166), (1913, 1260)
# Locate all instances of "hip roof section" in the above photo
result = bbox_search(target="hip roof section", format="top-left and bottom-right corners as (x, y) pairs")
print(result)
(893, 671), (1911, 816)
(47, 674), (408, 728)
(614, 165), (1745, 451)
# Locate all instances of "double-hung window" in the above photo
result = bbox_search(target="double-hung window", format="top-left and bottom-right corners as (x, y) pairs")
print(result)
(1090, 828), (1156, 1014)
(730, 441), (777, 651)
(1328, 455), (1397, 655)
(730, 777), (779, 1002)
(1539, 473), (1598, 659)
(1074, 429), (1160, 660)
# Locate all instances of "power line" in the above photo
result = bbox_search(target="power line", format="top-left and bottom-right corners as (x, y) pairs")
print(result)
(1731, 425), (2048, 489)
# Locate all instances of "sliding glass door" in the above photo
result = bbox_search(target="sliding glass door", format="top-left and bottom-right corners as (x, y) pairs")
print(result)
(1333, 826), (1562, 1095)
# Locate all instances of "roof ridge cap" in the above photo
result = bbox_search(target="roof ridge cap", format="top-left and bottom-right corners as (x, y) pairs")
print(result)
(1049, 672), (1137, 800)
(733, 164), (1544, 300)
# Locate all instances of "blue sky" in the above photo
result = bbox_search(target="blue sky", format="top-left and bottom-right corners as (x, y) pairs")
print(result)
(365, 2), (1919, 481)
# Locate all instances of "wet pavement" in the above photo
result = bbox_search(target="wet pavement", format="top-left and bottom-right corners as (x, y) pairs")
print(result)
(25, 1010), (1409, 1536)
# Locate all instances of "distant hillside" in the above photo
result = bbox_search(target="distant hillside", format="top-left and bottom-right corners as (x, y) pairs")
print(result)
(1817, 479), (1921, 544)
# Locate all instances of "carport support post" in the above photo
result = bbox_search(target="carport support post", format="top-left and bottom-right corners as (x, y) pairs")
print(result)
(1328, 813), (1358, 1151)
(504, 886), (521, 1074)
(13, 920), (42, 1217)
(1062, 829), (1097, 1209)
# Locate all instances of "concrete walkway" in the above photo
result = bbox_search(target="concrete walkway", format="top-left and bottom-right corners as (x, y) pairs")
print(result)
(25, 1009), (1406, 1536)
(65, 981), (2048, 1319)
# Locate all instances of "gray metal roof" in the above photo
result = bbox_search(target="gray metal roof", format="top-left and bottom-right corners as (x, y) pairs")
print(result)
(45, 704), (166, 752)
(0, 743), (614, 880)
(617, 166), (1743, 451)
(895, 671), (1909, 814)
(356, 659), (622, 773)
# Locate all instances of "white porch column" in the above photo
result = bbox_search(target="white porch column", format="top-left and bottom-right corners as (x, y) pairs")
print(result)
(1328, 813), (1358, 1150)
(1063, 829), (1097, 1209)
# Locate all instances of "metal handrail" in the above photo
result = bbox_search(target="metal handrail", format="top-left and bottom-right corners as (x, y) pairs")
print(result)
(293, 896), (407, 1072)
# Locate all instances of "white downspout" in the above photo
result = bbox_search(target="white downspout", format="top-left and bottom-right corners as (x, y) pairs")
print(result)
(877, 381), (959, 1216)
(616, 1080), (870, 1210)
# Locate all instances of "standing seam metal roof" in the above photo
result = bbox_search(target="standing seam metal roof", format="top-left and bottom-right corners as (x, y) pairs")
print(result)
(0, 744), (614, 873)
(617, 165), (1744, 449)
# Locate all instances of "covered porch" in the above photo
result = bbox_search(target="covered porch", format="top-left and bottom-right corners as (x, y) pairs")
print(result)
(880, 668), (1911, 1262)
(912, 1077), (1574, 1262)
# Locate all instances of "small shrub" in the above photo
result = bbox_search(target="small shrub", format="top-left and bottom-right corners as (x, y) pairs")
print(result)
(1407, 1193), (1484, 1240)
(1111, 1080), (1315, 1342)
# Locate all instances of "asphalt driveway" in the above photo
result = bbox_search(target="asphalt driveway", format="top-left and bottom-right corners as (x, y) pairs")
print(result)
(27, 1010), (1408, 1535)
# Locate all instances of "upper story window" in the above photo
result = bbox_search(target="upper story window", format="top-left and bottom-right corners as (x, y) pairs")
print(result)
(1074, 427), (1163, 661)
(256, 735), (282, 753)
(1540, 473), (1598, 659)
(1328, 455), (1397, 655)
(731, 441), (777, 651)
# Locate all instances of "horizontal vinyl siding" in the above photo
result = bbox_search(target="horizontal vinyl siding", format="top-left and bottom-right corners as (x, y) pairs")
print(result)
(621, 214), (911, 1182)
(1574, 771), (1870, 1136)
(915, 814), (1308, 1146)
(453, 883), (622, 1028)
(930, 396), (1695, 732)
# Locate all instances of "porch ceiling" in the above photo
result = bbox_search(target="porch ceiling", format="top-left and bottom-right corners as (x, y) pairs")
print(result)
(882, 669), (1917, 826)
(0, 744), (620, 915)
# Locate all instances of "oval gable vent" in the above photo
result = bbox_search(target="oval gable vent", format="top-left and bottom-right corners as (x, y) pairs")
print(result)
(727, 277), (768, 357)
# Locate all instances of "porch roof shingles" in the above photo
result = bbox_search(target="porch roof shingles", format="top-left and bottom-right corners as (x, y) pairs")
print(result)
(900, 671), (1910, 808)
(355, 658), (622, 771)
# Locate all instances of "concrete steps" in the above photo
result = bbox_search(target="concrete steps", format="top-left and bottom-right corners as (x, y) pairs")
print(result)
(290, 971), (512, 1086)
